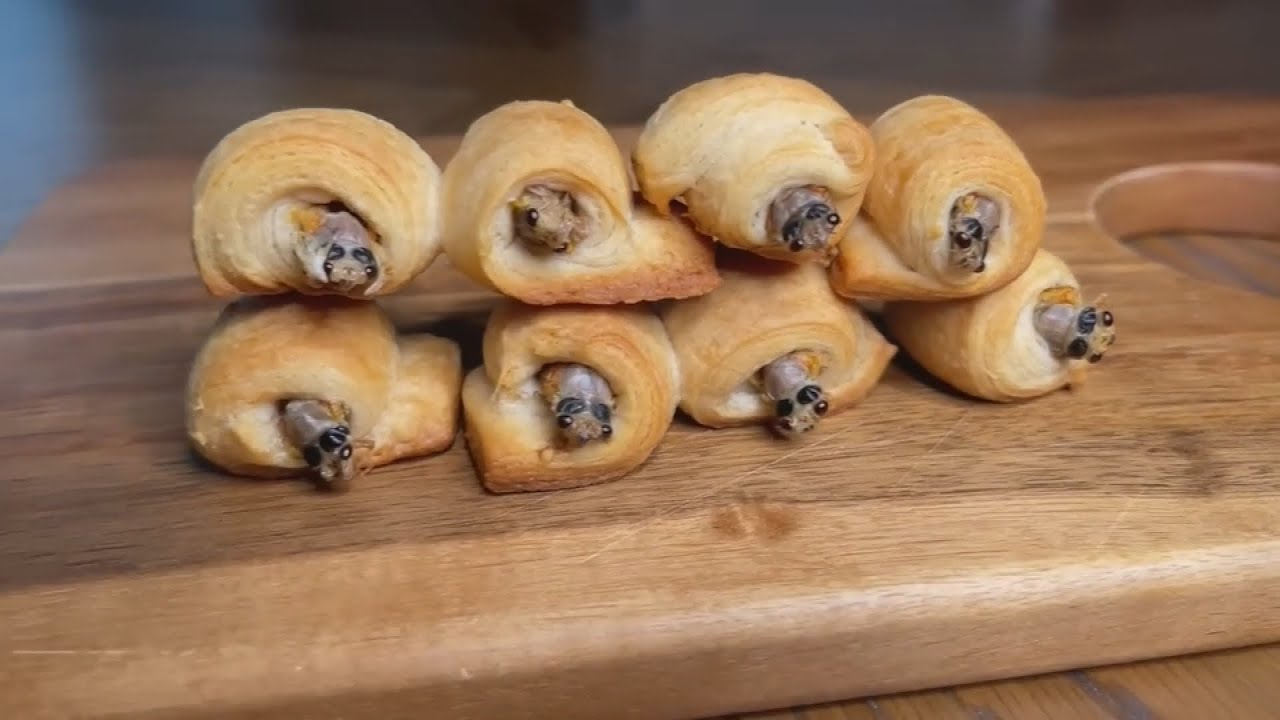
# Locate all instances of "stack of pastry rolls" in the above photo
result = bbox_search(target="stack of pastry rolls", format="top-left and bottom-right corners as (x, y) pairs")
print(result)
(185, 108), (463, 491)
(441, 99), (719, 493)
(180, 75), (1119, 496)
(633, 73), (899, 439)
(825, 95), (1118, 402)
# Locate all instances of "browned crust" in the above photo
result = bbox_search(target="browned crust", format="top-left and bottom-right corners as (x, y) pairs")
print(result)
(496, 201), (722, 306)
(364, 335), (463, 467)
(185, 296), (461, 480)
(460, 302), (679, 493)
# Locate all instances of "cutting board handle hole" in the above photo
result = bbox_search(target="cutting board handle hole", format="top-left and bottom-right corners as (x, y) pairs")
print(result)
(1090, 161), (1280, 295)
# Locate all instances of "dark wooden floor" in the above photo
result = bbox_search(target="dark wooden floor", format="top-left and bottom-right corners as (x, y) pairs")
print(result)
(3, 1), (1280, 718)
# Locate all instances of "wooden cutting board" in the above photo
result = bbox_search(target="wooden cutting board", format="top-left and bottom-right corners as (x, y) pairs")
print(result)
(3, 96), (1280, 720)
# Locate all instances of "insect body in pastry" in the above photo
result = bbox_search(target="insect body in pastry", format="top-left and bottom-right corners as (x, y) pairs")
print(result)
(441, 99), (719, 305)
(185, 296), (462, 491)
(292, 205), (381, 293)
(1034, 287), (1117, 364)
(830, 94), (1045, 301)
(460, 302), (680, 493)
(661, 252), (896, 437)
(510, 185), (588, 255)
(757, 351), (830, 437)
(280, 398), (361, 486)
(539, 363), (616, 445)
(192, 107), (444, 299)
(882, 248), (1117, 403)
(632, 72), (875, 264)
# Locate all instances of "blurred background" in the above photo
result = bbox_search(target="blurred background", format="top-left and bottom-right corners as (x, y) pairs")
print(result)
(2, 0), (1277, 242)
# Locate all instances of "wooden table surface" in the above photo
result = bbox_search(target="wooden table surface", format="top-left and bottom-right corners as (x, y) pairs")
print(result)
(3, 2), (1280, 718)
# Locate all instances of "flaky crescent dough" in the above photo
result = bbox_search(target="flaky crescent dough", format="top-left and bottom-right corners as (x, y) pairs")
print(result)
(186, 296), (461, 480)
(632, 73), (875, 263)
(441, 99), (720, 305)
(192, 108), (443, 298)
(883, 249), (1097, 402)
(461, 301), (680, 493)
(661, 252), (897, 428)
(831, 95), (1045, 300)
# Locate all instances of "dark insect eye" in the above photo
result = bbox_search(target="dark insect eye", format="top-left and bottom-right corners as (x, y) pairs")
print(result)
(591, 403), (612, 423)
(323, 262), (334, 274)
(1102, 311), (1114, 327)
(814, 400), (829, 416)
(303, 445), (322, 467)
(1088, 353), (1103, 364)
(826, 213), (840, 225)
(319, 429), (345, 452)
(782, 219), (801, 243)
(600, 424), (613, 437)
(789, 240), (804, 252)
(365, 266), (377, 277)
(797, 385), (821, 405)
(340, 446), (352, 459)
(1067, 337), (1089, 358)
(556, 414), (574, 428)
(524, 208), (539, 226)
(556, 397), (586, 415)
(953, 234), (972, 249)
(352, 248), (373, 263)
(775, 398), (794, 417)
(327, 245), (346, 261)
(1077, 308), (1097, 333)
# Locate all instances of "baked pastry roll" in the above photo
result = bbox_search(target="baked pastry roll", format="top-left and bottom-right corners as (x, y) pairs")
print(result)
(461, 301), (680, 493)
(830, 95), (1045, 301)
(661, 252), (897, 436)
(186, 296), (462, 491)
(632, 72), (875, 264)
(440, 99), (719, 305)
(882, 249), (1117, 402)
(193, 108), (443, 299)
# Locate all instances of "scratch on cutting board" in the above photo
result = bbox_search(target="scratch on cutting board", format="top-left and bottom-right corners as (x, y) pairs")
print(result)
(11, 649), (134, 656)
(1091, 496), (1137, 555)
(887, 407), (970, 486)
(575, 424), (853, 564)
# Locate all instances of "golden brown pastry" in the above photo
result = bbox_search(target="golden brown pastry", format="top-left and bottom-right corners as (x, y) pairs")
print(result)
(830, 95), (1046, 301)
(661, 251), (897, 436)
(440, 99), (720, 305)
(186, 296), (462, 491)
(632, 72), (876, 264)
(192, 108), (443, 299)
(461, 301), (680, 493)
(882, 249), (1117, 402)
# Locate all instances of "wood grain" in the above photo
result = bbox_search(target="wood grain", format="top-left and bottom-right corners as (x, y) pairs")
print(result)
(4, 98), (1280, 719)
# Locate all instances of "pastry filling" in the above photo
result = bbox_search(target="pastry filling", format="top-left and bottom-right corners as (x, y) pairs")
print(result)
(512, 185), (590, 254)
(538, 362), (616, 447)
(757, 350), (828, 437)
(948, 193), (1000, 273)
(768, 186), (841, 255)
(295, 201), (380, 292)
(1033, 287), (1117, 364)
(280, 398), (358, 489)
